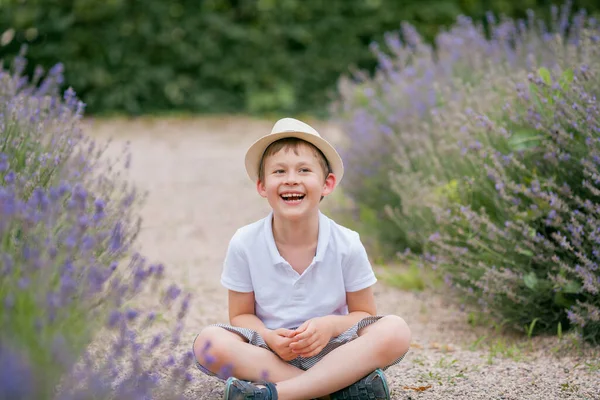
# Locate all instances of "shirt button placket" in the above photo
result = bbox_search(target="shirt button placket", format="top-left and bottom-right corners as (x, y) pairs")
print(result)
(292, 280), (304, 301)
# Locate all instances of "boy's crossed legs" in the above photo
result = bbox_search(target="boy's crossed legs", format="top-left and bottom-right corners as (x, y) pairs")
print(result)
(193, 315), (411, 400)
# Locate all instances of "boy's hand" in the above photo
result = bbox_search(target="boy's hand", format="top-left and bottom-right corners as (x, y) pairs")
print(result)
(263, 328), (298, 361)
(289, 317), (334, 358)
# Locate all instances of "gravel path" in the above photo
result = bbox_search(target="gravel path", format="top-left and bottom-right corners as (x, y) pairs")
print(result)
(86, 116), (600, 400)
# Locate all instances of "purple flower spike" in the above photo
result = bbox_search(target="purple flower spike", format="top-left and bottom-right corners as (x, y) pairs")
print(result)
(148, 334), (162, 350)
(1, 255), (13, 274)
(0, 345), (35, 399)
(94, 198), (106, 221)
(109, 222), (123, 252)
(204, 353), (216, 365)
(18, 278), (29, 289)
(4, 293), (15, 309)
(125, 308), (139, 321)
(178, 293), (191, 319)
(165, 284), (182, 302)
(0, 153), (8, 171)
(156, 263), (165, 278)
(108, 310), (122, 328)
(0, 52), (198, 398)
(4, 171), (15, 184)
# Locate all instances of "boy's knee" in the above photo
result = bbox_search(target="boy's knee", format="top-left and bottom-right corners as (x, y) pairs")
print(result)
(377, 315), (411, 356)
(193, 326), (229, 365)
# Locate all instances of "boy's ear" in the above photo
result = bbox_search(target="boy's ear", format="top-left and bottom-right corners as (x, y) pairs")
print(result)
(321, 173), (337, 197)
(256, 179), (268, 198)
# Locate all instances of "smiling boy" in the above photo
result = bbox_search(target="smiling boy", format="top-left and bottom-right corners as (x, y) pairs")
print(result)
(192, 118), (411, 400)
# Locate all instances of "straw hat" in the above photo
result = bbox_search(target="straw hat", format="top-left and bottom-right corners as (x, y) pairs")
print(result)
(244, 117), (344, 184)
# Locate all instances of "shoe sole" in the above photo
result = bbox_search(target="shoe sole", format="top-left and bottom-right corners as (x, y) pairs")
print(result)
(223, 376), (236, 400)
(374, 369), (390, 400)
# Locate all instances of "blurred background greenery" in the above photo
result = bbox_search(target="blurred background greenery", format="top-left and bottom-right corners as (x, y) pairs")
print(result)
(1, 0), (598, 117)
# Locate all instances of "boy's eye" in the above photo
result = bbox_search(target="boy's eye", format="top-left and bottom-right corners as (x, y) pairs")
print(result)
(300, 168), (310, 172)
(274, 169), (285, 174)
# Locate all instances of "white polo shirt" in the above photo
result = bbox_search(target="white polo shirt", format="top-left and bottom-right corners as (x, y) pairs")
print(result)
(221, 211), (377, 330)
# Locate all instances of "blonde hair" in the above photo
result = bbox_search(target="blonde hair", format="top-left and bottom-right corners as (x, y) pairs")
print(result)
(258, 137), (331, 182)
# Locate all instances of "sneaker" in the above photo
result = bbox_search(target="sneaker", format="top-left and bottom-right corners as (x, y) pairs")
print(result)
(223, 377), (278, 400)
(330, 369), (390, 400)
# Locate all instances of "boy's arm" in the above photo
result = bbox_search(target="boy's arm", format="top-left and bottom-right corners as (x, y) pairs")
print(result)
(228, 290), (272, 338)
(321, 230), (378, 337)
(230, 290), (299, 361)
(221, 234), (269, 333)
(321, 286), (377, 337)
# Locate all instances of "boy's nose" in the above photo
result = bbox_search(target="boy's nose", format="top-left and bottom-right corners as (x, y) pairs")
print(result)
(284, 172), (299, 184)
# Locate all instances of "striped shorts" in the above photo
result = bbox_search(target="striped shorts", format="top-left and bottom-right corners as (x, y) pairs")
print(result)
(193, 315), (407, 380)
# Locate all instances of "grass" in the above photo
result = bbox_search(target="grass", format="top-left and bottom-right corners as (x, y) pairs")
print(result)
(466, 324), (600, 368)
(486, 338), (525, 364)
(417, 355), (468, 386)
(377, 263), (426, 291)
(560, 381), (581, 394)
(584, 359), (600, 373)
(466, 321), (530, 364)
(376, 261), (444, 292)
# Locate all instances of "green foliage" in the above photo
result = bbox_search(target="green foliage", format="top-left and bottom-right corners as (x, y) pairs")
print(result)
(2, 0), (598, 116)
(0, 53), (147, 394)
(379, 263), (426, 291)
(426, 59), (600, 342)
(336, 2), (600, 343)
(0, 55), (198, 399)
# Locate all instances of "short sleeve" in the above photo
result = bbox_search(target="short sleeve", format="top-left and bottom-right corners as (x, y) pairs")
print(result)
(220, 232), (254, 293)
(343, 232), (377, 292)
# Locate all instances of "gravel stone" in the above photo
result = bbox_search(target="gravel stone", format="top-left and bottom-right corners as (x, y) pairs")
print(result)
(87, 117), (600, 400)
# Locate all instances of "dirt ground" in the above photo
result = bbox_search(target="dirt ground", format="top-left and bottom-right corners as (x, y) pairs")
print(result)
(86, 116), (600, 400)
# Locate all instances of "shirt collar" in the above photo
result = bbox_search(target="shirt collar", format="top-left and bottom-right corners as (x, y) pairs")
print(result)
(264, 211), (330, 265)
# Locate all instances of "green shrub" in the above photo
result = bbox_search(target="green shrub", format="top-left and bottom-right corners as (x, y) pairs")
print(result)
(0, 47), (143, 392)
(2, 0), (598, 116)
(0, 51), (196, 398)
(425, 53), (600, 343)
(333, 2), (598, 258)
(335, 2), (600, 342)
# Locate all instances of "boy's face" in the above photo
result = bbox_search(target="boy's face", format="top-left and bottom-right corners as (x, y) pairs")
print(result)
(257, 143), (336, 221)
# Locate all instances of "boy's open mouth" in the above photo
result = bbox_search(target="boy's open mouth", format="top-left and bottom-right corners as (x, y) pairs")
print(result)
(280, 193), (305, 204)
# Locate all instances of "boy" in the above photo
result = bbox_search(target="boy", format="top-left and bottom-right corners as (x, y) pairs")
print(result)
(193, 118), (411, 400)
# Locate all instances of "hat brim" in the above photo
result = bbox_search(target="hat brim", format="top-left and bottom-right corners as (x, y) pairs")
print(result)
(245, 131), (344, 184)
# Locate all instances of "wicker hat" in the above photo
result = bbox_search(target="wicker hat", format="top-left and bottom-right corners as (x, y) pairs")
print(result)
(244, 117), (344, 184)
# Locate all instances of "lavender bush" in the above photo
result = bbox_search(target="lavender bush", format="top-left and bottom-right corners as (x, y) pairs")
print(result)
(334, 2), (600, 342)
(1, 48), (197, 397)
(425, 54), (600, 342)
(333, 2), (590, 256)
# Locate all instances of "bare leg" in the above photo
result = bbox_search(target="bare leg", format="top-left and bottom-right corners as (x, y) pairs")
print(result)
(193, 326), (304, 383)
(275, 315), (411, 400)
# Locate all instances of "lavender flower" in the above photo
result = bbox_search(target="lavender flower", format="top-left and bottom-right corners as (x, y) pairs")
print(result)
(335, 2), (600, 343)
(0, 343), (36, 399)
(1, 50), (197, 398)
